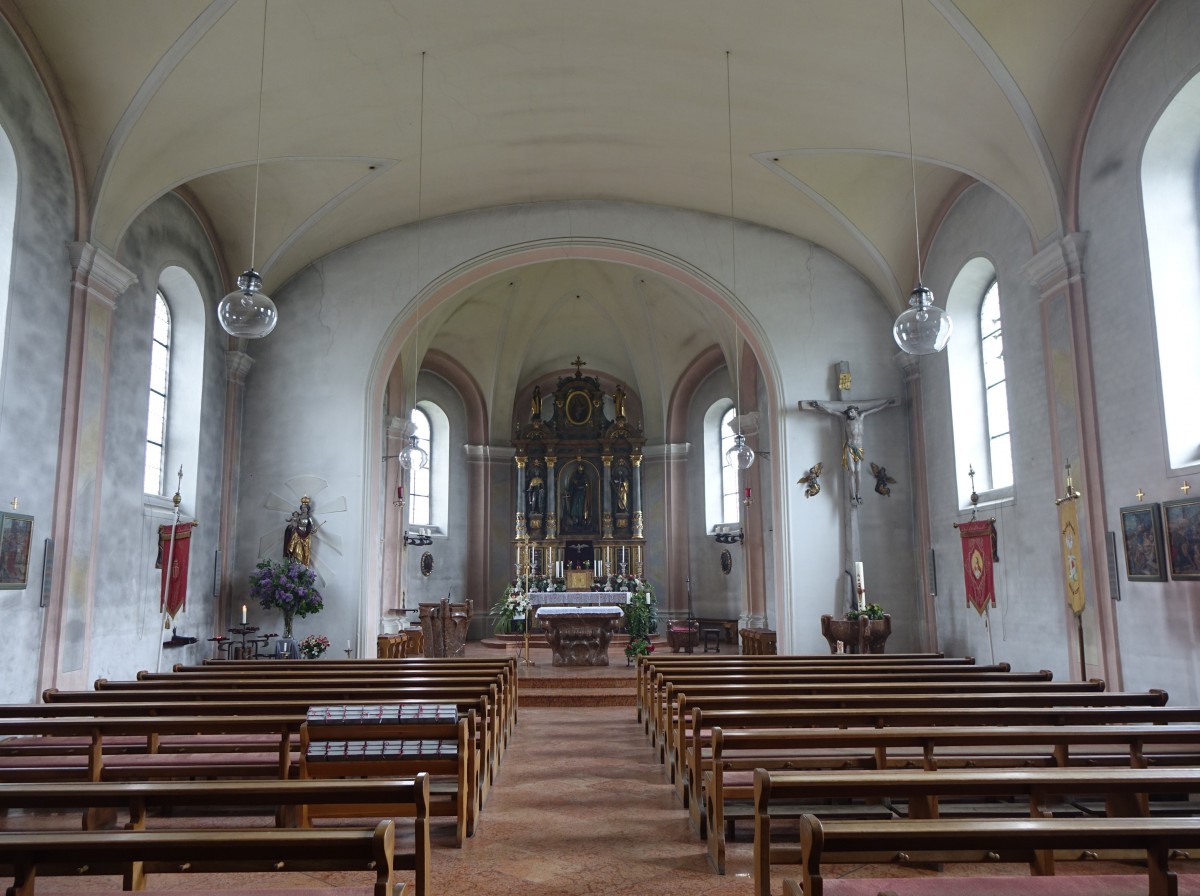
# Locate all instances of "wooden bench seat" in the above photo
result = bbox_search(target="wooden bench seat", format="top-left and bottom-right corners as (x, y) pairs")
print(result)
(789, 814), (1200, 896)
(684, 703), (1200, 843)
(300, 704), (474, 848)
(699, 723), (1200, 877)
(749, 767), (1200, 892)
(0, 819), (400, 896)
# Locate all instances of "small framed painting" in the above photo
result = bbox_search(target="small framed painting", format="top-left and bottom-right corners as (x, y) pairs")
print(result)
(0, 512), (34, 589)
(1119, 503), (1166, 582)
(1163, 497), (1200, 581)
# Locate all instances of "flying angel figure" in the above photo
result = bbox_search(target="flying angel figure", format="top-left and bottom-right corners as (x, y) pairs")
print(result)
(870, 462), (897, 497)
(797, 463), (823, 499)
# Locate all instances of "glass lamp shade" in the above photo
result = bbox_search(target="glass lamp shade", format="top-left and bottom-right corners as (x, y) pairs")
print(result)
(397, 433), (428, 471)
(726, 432), (755, 470)
(217, 269), (278, 339)
(893, 284), (952, 355)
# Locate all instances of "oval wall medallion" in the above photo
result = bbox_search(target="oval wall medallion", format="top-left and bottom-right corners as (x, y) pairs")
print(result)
(720, 549), (732, 575)
(420, 551), (434, 577)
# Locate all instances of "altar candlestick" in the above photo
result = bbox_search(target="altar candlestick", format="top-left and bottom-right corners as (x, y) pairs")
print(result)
(241, 604), (247, 624)
(853, 562), (865, 610)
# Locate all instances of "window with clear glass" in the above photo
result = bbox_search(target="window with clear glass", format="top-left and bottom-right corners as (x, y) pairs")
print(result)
(144, 292), (171, 494)
(720, 407), (740, 523)
(409, 407), (432, 526)
(980, 281), (1012, 490)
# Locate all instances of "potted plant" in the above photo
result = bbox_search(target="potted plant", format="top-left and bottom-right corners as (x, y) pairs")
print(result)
(621, 581), (658, 664)
(249, 558), (323, 639)
(298, 634), (330, 659)
(490, 586), (531, 634)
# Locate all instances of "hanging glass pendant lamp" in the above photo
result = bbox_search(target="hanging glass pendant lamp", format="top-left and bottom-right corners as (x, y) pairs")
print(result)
(892, 0), (951, 355)
(216, 0), (278, 339)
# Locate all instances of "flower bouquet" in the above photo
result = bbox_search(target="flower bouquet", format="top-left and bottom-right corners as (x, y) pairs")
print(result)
(249, 558), (324, 638)
(624, 637), (654, 661)
(298, 634), (330, 659)
(490, 586), (531, 633)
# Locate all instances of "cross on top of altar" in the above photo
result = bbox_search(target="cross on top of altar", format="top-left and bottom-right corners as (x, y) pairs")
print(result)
(570, 355), (586, 375)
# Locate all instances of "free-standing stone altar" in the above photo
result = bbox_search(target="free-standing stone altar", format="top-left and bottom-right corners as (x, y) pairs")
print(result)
(536, 606), (624, 666)
(512, 357), (647, 586)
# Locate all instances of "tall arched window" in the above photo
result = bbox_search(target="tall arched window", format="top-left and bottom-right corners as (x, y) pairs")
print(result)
(1143, 69), (1200, 470)
(143, 291), (172, 494)
(947, 257), (1013, 505)
(719, 407), (741, 523)
(408, 407), (432, 526)
(980, 281), (1012, 490)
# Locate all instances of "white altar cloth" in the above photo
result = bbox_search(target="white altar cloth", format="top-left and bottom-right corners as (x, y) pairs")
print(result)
(530, 591), (631, 606)
(536, 606), (624, 618)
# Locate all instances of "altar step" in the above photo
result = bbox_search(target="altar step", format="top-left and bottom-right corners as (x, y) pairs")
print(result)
(518, 674), (636, 707)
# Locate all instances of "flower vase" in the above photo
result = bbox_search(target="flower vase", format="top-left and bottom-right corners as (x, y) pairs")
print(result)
(282, 609), (294, 639)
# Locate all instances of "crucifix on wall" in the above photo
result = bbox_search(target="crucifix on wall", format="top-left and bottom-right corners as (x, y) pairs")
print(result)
(799, 361), (897, 613)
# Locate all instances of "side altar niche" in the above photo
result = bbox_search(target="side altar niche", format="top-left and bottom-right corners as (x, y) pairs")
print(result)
(512, 357), (646, 585)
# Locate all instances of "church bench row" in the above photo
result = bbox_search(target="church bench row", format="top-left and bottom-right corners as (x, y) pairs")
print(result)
(687, 703), (1200, 848)
(641, 660), (1005, 737)
(702, 723), (1200, 876)
(634, 653), (962, 721)
(787, 814), (1200, 896)
(652, 675), (1102, 770)
(0, 776), (430, 896)
(0, 819), (402, 896)
(0, 703), (481, 847)
(43, 682), (500, 801)
(752, 767), (1200, 896)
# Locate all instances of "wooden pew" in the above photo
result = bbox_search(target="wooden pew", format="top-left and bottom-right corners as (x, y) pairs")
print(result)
(789, 814), (1200, 896)
(300, 704), (472, 847)
(42, 683), (499, 800)
(701, 723), (1200, 876)
(0, 819), (400, 896)
(752, 767), (1200, 895)
(690, 703), (1200, 849)
(0, 777), (430, 896)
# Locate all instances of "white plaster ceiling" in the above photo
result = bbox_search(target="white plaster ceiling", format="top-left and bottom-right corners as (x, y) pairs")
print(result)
(8, 0), (1140, 341)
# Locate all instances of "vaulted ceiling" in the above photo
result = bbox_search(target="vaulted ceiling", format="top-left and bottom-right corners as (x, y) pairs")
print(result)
(7, 0), (1142, 331)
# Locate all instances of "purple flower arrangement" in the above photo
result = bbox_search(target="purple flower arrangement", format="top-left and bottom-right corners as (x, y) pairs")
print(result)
(250, 558), (324, 618)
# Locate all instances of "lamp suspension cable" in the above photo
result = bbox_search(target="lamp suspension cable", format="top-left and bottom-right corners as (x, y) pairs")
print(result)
(399, 51), (429, 473)
(892, 0), (952, 355)
(723, 50), (755, 472)
(216, 0), (278, 339)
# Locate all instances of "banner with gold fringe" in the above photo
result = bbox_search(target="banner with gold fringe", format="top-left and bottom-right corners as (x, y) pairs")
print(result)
(156, 521), (198, 619)
(1058, 500), (1086, 615)
(957, 519), (997, 615)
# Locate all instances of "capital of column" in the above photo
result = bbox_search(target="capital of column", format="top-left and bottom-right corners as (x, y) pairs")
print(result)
(515, 455), (527, 470)
(601, 455), (613, 467)
(225, 350), (255, 386)
(68, 241), (137, 310)
(1022, 232), (1087, 298)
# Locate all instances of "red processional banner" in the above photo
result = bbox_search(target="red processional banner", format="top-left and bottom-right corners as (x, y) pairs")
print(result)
(156, 521), (198, 619)
(957, 519), (998, 616)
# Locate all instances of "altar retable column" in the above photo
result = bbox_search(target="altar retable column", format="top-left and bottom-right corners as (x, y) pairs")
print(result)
(545, 454), (558, 539)
(601, 455), (614, 540)
(513, 455), (527, 539)
(40, 243), (137, 694)
(631, 453), (644, 540)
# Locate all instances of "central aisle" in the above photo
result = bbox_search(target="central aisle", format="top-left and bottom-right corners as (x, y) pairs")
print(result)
(432, 704), (751, 895)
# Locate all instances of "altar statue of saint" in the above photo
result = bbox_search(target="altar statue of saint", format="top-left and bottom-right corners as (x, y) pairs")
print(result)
(613, 385), (627, 420)
(527, 461), (546, 516)
(612, 463), (630, 512)
(802, 398), (896, 503)
(284, 496), (315, 566)
(530, 385), (542, 421)
(563, 465), (591, 529)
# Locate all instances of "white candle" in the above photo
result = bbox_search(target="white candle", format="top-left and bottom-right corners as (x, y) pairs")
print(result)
(854, 561), (866, 610)
(346, 639), (352, 650)
(241, 604), (247, 624)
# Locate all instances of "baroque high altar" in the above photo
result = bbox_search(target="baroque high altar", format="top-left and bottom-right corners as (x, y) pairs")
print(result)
(512, 357), (646, 583)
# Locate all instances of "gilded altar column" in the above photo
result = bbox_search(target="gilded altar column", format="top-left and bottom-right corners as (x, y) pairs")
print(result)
(601, 455), (614, 539)
(545, 455), (558, 539)
(514, 455), (527, 539)
(631, 453), (644, 539)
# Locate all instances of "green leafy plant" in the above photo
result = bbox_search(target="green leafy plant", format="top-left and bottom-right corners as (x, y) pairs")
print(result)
(490, 587), (531, 633)
(845, 603), (885, 621)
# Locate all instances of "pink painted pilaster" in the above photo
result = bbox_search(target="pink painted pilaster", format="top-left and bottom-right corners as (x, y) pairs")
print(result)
(216, 349), (253, 630)
(1024, 233), (1122, 686)
(897, 352), (938, 652)
(39, 242), (136, 694)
